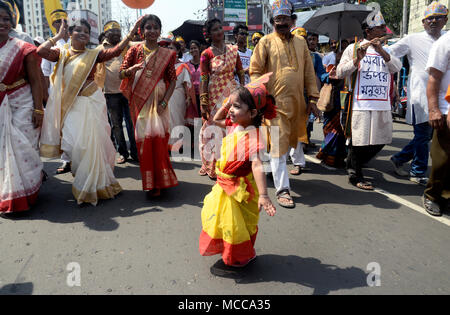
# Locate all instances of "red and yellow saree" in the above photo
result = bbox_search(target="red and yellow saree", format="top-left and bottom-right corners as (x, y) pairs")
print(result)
(120, 45), (178, 191)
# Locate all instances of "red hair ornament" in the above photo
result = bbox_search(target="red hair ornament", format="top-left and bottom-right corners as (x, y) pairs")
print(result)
(245, 72), (277, 120)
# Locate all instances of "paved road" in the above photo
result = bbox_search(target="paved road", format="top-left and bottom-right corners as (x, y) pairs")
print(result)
(1, 121), (449, 295)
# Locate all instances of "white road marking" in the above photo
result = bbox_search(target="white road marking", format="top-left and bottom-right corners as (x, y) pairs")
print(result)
(304, 155), (450, 227)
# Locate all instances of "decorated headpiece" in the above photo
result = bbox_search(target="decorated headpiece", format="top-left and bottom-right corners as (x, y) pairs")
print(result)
(104, 20), (121, 32)
(252, 32), (263, 41)
(291, 27), (307, 38)
(4, 0), (19, 26)
(365, 3), (386, 28)
(272, 0), (293, 18)
(175, 36), (185, 43)
(50, 9), (67, 25)
(424, 1), (448, 19)
(245, 73), (277, 120)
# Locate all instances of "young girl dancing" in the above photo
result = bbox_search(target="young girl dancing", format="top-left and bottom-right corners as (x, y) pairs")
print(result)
(199, 73), (277, 268)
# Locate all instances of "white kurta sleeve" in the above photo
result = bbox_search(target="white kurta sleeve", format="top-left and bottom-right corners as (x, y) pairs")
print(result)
(388, 36), (410, 59)
(385, 48), (403, 73)
(337, 44), (357, 79)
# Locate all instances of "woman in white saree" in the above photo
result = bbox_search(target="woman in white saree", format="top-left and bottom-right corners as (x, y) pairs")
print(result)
(0, 2), (44, 213)
(38, 17), (143, 206)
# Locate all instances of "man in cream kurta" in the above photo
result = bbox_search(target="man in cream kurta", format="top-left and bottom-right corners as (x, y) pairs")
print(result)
(337, 9), (402, 190)
(250, 0), (319, 208)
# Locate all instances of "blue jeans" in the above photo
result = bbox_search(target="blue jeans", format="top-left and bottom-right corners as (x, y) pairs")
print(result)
(105, 93), (138, 159)
(393, 121), (433, 177)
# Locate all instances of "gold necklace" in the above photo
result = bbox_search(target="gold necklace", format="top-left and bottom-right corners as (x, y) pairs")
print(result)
(142, 45), (159, 78)
(211, 43), (226, 55)
(71, 46), (85, 54)
(143, 43), (158, 56)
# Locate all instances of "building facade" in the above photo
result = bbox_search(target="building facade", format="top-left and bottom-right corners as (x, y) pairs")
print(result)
(66, 0), (112, 29)
(23, 0), (50, 39)
(21, 0), (111, 39)
(208, 0), (272, 44)
(408, 0), (450, 34)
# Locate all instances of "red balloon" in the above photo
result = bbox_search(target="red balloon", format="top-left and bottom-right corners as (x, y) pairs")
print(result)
(122, 0), (155, 9)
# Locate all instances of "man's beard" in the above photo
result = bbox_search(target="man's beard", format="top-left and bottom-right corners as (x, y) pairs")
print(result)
(275, 24), (289, 32)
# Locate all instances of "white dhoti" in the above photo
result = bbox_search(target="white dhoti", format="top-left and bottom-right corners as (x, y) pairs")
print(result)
(289, 141), (306, 167)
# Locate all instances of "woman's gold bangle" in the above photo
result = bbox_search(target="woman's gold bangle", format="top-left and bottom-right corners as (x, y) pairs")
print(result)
(49, 38), (56, 46)
(309, 99), (318, 104)
(34, 109), (44, 115)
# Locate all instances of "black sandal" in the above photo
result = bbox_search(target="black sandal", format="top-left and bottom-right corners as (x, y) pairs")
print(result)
(55, 162), (71, 175)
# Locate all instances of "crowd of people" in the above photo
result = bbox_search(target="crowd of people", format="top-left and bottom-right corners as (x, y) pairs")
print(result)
(0, 0), (449, 269)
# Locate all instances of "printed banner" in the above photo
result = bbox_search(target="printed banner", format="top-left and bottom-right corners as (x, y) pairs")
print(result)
(44, 0), (64, 34)
(224, 0), (247, 22)
(291, 0), (345, 9)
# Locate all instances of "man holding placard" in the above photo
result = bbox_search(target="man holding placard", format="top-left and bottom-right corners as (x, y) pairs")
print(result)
(336, 9), (402, 191)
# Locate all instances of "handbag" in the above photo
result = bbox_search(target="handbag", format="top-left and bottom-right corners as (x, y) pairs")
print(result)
(316, 83), (333, 112)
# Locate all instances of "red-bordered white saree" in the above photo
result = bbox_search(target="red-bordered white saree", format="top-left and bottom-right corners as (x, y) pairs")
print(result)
(0, 38), (43, 213)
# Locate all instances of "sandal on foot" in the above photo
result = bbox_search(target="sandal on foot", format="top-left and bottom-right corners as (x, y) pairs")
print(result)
(116, 155), (127, 164)
(231, 255), (257, 268)
(198, 167), (208, 176)
(290, 165), (303, 175)
(55, 162), (71, 175)
(277, 190), (295, 208)
(151, 189), (161, 197)
(355, 181), (374, 191)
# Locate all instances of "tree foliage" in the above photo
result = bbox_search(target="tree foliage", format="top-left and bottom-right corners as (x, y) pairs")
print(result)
(376, 0), (409, 34)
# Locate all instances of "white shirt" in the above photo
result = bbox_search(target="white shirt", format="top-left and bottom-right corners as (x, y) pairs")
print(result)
(41, 38), (69, 77)
(322, 51), (336, 67)
(337, 40), (402, 111)
(235, 47), (252, 85)
(389, 31), (446, 124)
(426, 31), (450, 115)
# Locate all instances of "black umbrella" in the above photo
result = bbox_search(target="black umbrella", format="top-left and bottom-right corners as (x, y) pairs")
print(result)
(303, 3), (373, 41)
(171, 20), (206, 45)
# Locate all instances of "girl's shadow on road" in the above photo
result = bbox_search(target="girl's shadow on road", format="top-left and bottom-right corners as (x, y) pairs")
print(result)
(212, 254), (368, 295)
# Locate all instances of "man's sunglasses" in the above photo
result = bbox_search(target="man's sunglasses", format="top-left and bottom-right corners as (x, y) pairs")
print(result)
(425, 15), (446, 22)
